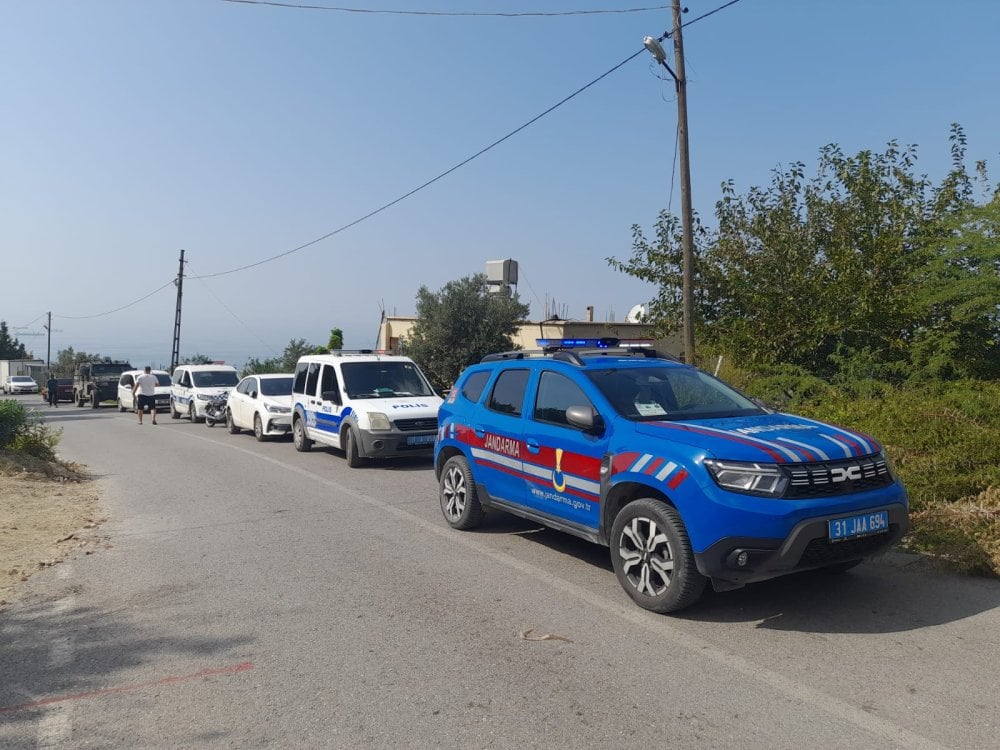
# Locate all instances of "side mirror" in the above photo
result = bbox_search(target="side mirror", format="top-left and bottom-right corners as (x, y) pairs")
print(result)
(250, 390), (258, 399)
(321, 389), (342, 405)
(566, 405), (604, 434)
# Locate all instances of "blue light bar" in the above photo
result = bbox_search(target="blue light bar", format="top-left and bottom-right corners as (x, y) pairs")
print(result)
(536, 337), (620, 349)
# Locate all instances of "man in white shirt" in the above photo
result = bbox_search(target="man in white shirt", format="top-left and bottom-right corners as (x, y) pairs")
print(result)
(132, 366), (159, 425)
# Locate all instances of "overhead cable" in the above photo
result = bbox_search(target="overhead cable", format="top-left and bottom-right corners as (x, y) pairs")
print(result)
(218, 0), (670, 17)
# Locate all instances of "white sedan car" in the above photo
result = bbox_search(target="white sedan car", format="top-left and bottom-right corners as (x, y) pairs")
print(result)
(225, 373), (294, 441)
(5, 375), (39, 394)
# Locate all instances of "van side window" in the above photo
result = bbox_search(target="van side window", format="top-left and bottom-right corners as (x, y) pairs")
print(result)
(320, 365), (339, 400)
(293, 362), (309, 394)
(305, 362), (321, 397)
(533, 371), (594, 428)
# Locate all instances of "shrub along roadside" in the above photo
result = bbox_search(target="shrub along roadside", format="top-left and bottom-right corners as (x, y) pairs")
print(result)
(0, 399), (62, 463)
(717, 366), (1000, 575)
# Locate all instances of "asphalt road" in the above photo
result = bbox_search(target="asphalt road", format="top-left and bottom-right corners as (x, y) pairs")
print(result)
(1, 395), (998, 749)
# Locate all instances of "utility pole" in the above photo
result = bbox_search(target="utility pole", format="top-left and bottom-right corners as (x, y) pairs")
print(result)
(171, 249), (185, 372)
(44, 311), (52, 374)
(643, 1), (697, 364)
(671, 0), (696, 364)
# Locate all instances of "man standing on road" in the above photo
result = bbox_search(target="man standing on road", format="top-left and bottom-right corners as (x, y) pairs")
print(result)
(46, 374), (58, 407)
(132, 366), (158, 425)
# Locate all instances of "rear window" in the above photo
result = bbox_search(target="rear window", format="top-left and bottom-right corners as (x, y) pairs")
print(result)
(192, 370), (239, 388)
(460, 371), (490, 403)
(487, 369), (529, 417)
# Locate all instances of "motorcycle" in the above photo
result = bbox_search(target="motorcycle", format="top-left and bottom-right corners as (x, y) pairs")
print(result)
(203, 393), (229, 428)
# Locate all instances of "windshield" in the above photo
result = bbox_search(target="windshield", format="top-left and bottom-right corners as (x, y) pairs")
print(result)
(93, 364), (128, 374)
(341, 362), (434, 399)
(586, 366), (764, 422)
(192, 370), (239, 388)
(260, 377), (293, 396)
(12, 376), (33, 382)
(153, 373), (171, 387)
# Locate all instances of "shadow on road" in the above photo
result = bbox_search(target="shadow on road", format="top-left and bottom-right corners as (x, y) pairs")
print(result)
(0, 593), (253, 729)
(481, 512), (1000, 634)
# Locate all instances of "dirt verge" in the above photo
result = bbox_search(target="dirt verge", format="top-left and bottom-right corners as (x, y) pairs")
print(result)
(0, 453), (104, 608)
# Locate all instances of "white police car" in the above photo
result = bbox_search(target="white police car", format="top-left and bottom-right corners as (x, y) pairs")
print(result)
(291, 351), (441, 467)
(170, 364), (239, 423)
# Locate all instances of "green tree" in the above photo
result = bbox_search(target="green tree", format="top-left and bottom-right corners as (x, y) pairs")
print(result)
(182, 354), (213, 365)
(281, 339), (315, 370)
(406, 274), (529, 390)
(52, 347), (102, 377)
(326, 328), (344, 352)
(610, 125), (998, 382)
(0, 321), (29, 359)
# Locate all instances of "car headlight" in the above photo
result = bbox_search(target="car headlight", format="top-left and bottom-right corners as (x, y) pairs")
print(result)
(703, 459), (788, 497)
(196, 394), (214, 401)
(367, 411), (391, 431)
(266, 404), (291, 414)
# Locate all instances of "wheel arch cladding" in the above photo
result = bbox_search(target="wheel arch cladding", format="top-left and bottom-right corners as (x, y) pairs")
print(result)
(603, 480), (675, 543)
(435, 445), (465, 479)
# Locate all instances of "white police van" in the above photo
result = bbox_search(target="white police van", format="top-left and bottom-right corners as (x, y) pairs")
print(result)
(170, 364), (239, 422)
(291, 351), (441, 467)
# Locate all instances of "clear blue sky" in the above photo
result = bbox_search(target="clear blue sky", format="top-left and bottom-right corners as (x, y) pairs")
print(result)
(3, 0), (997, 369)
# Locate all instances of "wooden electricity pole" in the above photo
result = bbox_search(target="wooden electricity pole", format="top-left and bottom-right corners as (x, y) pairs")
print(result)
(671, 0), (696, 365)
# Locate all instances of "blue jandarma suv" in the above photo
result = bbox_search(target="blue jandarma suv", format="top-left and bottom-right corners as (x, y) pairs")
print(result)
(433, 339), (909, 614)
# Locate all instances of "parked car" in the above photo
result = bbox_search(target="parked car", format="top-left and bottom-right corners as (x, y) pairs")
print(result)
(54, 377), (74, 403)
(74, 359), (132, 408)
(434, 338), (909, 614)
(290, 351), (441, 466)
(4, 375), (39, 394)
(170, 364), (239, 422)
(225, 373), (294, 441)
(117, 370), (172, 413)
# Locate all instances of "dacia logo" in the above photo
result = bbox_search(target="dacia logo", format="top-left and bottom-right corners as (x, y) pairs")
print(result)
(830, 465), (862, 482)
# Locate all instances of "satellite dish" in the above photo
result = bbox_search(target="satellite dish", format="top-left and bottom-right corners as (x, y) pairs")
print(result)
(625, 304), (647, 323)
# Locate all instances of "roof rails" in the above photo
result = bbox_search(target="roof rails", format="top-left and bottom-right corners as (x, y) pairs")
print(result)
(481, 346), (680, 366)
(326, 349), (375, 357)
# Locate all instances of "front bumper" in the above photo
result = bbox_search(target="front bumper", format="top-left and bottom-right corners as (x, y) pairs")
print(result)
(357, 428), (436, 458)
(11, 386), (38, 394)
(262, 413), (292, 434)
(693, 502), (909, 588)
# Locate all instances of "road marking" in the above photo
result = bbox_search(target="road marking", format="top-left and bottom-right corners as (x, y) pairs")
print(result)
(1, 662), (254, 715)
(186, 433), (946, 750)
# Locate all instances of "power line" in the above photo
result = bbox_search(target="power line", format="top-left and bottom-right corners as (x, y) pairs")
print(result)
(191, 50), (644, 279)
(218, 0), (670, 17)
(54, 279), (177, 320)
(189, 265), (282, 357)
(193, 0), (743, 281)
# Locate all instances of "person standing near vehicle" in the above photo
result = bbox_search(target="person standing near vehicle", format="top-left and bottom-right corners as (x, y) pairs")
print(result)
(46, 374), (58, 407)
(132, 366), (158, 425)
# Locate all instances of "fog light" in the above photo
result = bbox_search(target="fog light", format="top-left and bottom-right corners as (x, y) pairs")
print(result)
(372, 440), (383, 451)
(736, 551), (750, 567)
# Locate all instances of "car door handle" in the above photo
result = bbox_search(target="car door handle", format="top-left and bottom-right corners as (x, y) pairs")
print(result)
(526, 438), (540, 454)
(474, 426), (486, 437)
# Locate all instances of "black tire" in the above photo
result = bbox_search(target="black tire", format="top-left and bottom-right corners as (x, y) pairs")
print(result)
(609, 499), (706, 614)
(91, 391), (99, 408)
(439, 455), (485, 530)
(343, 427), (365, 467)
(253, 413), (266, 442)
(170, 399), (181, 419)
(117, 398), (126, 413)
(76, 391), (85, 407)
(189, 402), (204, 424)
(292, 417), (312, 452)
(226, 409), (240, 434)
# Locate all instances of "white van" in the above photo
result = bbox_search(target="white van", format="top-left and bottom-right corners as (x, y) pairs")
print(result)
(117, 369), (172, 413)
(291, 352), (441, 467)
(170, 364), (239, 422)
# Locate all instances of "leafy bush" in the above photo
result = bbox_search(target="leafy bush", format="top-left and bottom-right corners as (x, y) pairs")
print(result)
(725, 370), (1000, 574)
(0, 399), (29, 448)
(0, 399), (62, 462)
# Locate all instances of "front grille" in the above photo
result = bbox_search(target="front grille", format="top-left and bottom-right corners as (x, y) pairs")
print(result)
(797, 526), (897, 567)
(393, 417), (437, 432)
(783, 454), (893, 498)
